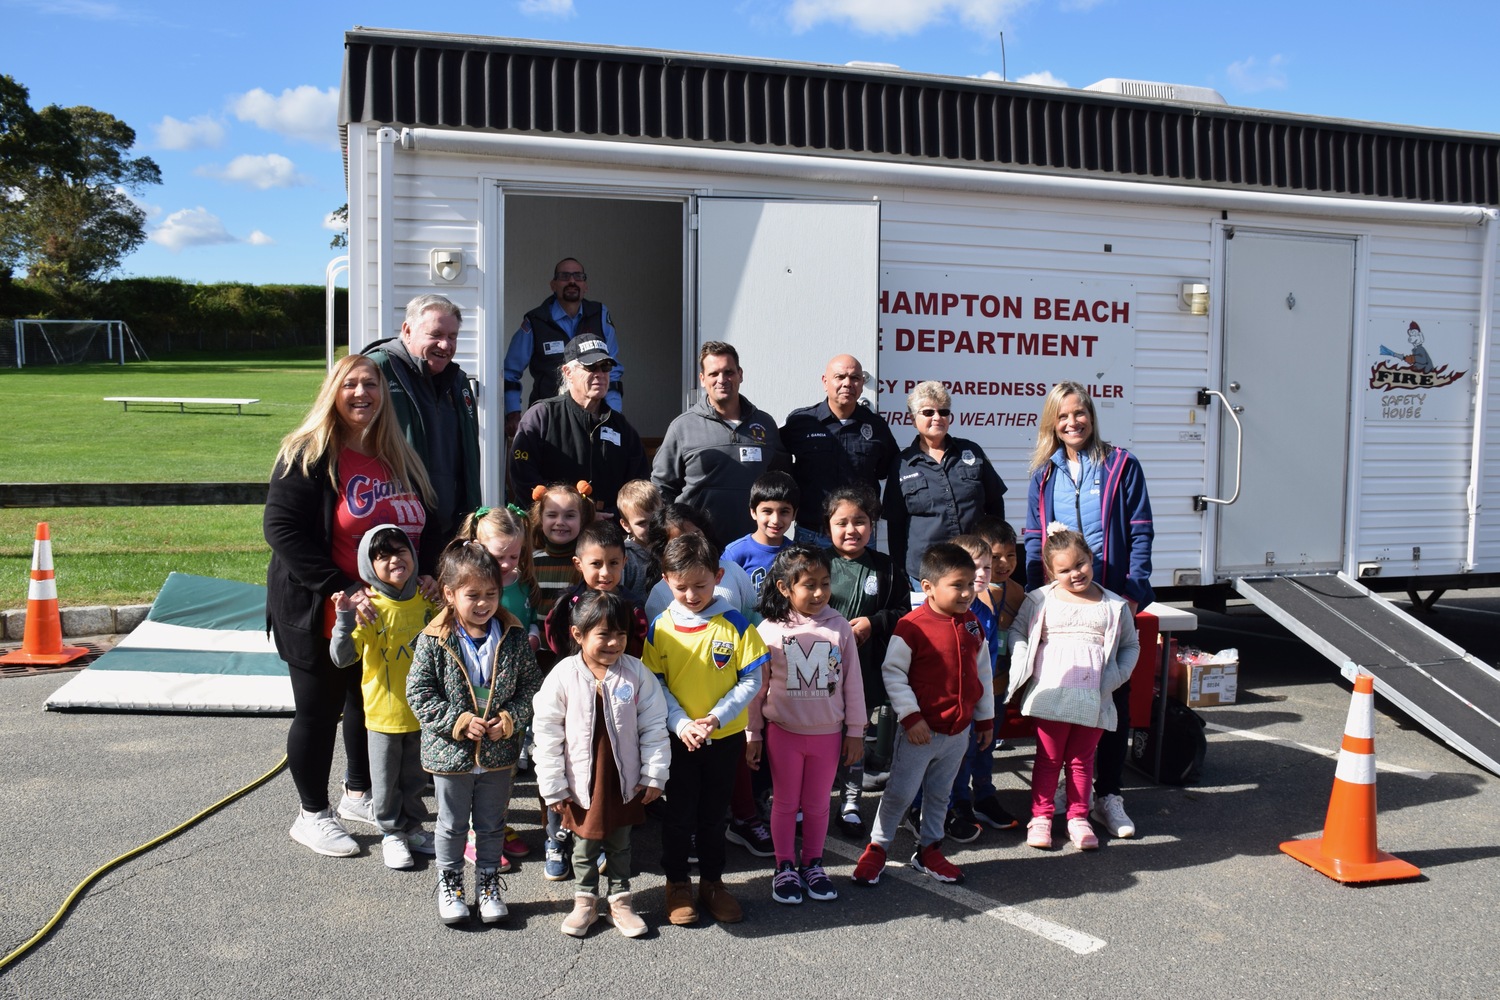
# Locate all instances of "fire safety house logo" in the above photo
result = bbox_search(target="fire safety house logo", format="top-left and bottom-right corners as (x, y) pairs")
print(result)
(1368, 321), (1466, 390)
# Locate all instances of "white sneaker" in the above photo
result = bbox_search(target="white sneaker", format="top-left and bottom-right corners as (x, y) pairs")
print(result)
(476, 868), (508, 924)
(336, 787), (377, 827)
(1054, 779), (1094, 816)
(1091, 793), (1136, 839)
(437, 869), (469, 925)
(289, 809), (358, 857)
(382, 833), (414, 870)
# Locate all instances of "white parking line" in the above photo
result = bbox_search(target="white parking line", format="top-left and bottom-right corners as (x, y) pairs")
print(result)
(1204, 722), (1435, 779)
(818, 837), (1108, 955)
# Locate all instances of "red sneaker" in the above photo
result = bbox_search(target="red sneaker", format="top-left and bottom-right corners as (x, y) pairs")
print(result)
(910, 842), (963, 884)
(851, 842), (888, 885)
(503, 826), (530, 857)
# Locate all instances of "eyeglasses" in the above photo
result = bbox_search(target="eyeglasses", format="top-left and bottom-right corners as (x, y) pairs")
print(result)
(917, 407), (952, 418)
(554, 271), (587, 281)
(581, 360), (615, 373)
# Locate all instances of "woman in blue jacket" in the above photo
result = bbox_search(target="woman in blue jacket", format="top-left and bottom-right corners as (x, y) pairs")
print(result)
(1022, 380), (1154, 841)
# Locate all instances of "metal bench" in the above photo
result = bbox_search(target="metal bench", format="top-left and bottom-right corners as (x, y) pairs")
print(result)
(104, 397), (260, 414)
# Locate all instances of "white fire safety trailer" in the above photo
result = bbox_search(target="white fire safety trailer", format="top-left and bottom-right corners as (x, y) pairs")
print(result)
(338, 29), (1500, 773)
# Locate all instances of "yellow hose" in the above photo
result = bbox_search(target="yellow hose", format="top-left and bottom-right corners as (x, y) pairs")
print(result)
(0, 754), (288, 972)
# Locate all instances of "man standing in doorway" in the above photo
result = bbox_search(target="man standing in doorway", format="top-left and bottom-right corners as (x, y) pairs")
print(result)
(364, 293), (482, 573)
(503, 256), (623, 438)
(780, 354), (899, 544)
(652, 341), (790, 542)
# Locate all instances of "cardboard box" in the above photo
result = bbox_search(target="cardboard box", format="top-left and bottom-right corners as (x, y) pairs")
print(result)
(1176, 658), (1239, 707)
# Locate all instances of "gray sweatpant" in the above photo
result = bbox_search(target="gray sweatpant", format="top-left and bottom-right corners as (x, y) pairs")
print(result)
(870, 728), (969, 849)
(367, 730), (426, 836)
(434, 768), (513, 872)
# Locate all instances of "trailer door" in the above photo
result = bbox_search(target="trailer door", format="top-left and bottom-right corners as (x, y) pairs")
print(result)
(695, 198), (881, 421)
(1216, 231), (1357, 577)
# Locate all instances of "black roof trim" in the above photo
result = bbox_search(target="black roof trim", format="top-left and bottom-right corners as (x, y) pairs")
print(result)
(341, 28), (1500, 207)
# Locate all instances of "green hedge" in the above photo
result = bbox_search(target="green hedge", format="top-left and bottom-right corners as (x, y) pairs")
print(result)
(0, 275), (348, 355)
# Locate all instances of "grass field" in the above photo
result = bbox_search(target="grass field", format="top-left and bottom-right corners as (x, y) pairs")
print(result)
(0, 352), (329, 607)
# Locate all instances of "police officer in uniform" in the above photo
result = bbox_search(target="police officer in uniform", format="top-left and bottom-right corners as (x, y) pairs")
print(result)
(503, 257), (623, 438)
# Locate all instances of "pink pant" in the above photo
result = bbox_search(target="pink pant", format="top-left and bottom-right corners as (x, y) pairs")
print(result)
(1030, 719), (1104, 821)
(765, 723), (842, 865)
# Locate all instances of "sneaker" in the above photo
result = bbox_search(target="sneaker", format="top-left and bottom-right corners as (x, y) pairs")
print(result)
(436, 869), (469, 925)
(503, 826), (531, 857)
(699, 880), (744, 923)
(726, 818), (774, 858)
(899, 805), (922, 838)
(771, 860), (804, 905)
(665, 880), (698, 925)
(910, 842), (963, 884)
(1091, 793), (1137, 839)
(516, 743), (532, 772)
(944, 806), (982, 844)
(544, 836), (573, 881)
(800, 860), (838, 901)
(1026, 816), (1053, 850)
(335, 787), (377, 828)
(1068, 817), (1099, 851)
(381, 833), (414, 870)
(851, 842), (887, 885)
(466, 832), (511, 872)
(972, 795), (1020, 831)
(861, 770), (890, 792)
(836, 790), (863, 838)
(560, 892), (598, 937)
(405, 827), (436, 856)
(606, 891), (648, 938)
(289, 809), (358, 857)
(476, 867), (508, 923)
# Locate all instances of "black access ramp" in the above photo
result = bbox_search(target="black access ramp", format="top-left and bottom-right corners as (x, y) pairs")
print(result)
(1235, 572), (1500, 775)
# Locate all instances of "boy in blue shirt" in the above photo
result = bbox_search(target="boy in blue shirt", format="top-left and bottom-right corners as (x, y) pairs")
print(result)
(723, 471), (799, 594)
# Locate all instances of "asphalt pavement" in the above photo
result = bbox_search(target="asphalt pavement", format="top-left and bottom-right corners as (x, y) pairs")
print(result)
(2, 593), (1498, 999)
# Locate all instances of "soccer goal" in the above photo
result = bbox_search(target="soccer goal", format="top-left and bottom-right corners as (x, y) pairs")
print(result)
(6, 319), (150, 368)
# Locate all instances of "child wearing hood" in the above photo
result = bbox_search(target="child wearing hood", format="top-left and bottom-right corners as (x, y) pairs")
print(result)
(330, 524), (438, 870)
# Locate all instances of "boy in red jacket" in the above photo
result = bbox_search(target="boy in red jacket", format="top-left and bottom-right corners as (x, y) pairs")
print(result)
(851, 543), (993, 886)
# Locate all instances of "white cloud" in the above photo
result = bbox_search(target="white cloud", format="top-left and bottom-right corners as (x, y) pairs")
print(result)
(1017, 70), (1068, 88)
(229, 85), (339, 149)
(196, 153), (309, 190)
(150, 207), (238, 252)
(519, 0), (575, 14)
(153, 114), (225, 151)
(247, 230), (275, 246)
(788, 0), (1030, 36)
(1226, 54), (1288, 93)
(322, 210), (347, 232)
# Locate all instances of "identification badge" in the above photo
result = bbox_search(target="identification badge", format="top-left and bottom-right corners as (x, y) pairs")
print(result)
(542, 340), (565, 356)
(600, 427), (621, 446)
(863, 575), (880, 596)
(860, 422), (873, 440)
(961, 449), (977, 466)
(615, 681), (634, 702)
(739, 446), (762, 463)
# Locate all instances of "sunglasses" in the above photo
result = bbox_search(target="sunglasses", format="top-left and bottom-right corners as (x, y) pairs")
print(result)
(581, 360), (615, 373)
(918, 407), (952, 418)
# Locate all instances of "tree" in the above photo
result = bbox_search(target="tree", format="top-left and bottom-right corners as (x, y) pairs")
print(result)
(0, 75), (161, 299)
(328, 202), (348, 249)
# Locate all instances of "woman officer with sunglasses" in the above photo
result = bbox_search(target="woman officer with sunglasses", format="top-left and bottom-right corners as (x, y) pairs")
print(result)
(884, 380), (1007, 586)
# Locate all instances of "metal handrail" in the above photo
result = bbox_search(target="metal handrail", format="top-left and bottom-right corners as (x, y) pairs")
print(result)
(1193, 388), (1243, 511)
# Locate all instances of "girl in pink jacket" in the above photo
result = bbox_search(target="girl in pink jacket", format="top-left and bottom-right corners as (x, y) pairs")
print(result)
(747, 546), (866, 906)
(532, 590), (670, 939)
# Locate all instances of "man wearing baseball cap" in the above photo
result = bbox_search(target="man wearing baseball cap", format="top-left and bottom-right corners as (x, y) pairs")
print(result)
(503, 257), (624, 439)
(509, 332), (649, 519)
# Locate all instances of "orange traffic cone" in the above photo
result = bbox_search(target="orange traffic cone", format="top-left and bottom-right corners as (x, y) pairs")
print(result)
(0, 522), (89, 666)
(1280, 672), (1420, 883)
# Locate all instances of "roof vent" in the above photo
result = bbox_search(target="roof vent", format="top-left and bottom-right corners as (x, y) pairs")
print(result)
(1084, 78), (1227, 105)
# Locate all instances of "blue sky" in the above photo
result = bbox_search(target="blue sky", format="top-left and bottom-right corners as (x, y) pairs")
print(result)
(5, 0), (1497, 286)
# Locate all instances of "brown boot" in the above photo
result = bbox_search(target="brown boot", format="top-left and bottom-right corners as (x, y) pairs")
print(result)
(560, 893), (598, 937)
(665, 880), (698, 925)
(698, 880), (743, 923)
(607, 891), (649, 938)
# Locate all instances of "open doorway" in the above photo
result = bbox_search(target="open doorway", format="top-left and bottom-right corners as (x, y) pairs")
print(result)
(501, 194), (686, 441)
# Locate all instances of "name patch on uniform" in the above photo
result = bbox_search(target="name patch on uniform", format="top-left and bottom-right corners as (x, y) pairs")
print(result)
(711, 639), (735, 669)
(542, 340), (565, 356)
(600, 427), (621, 446)
(739, 446), (762, 463)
